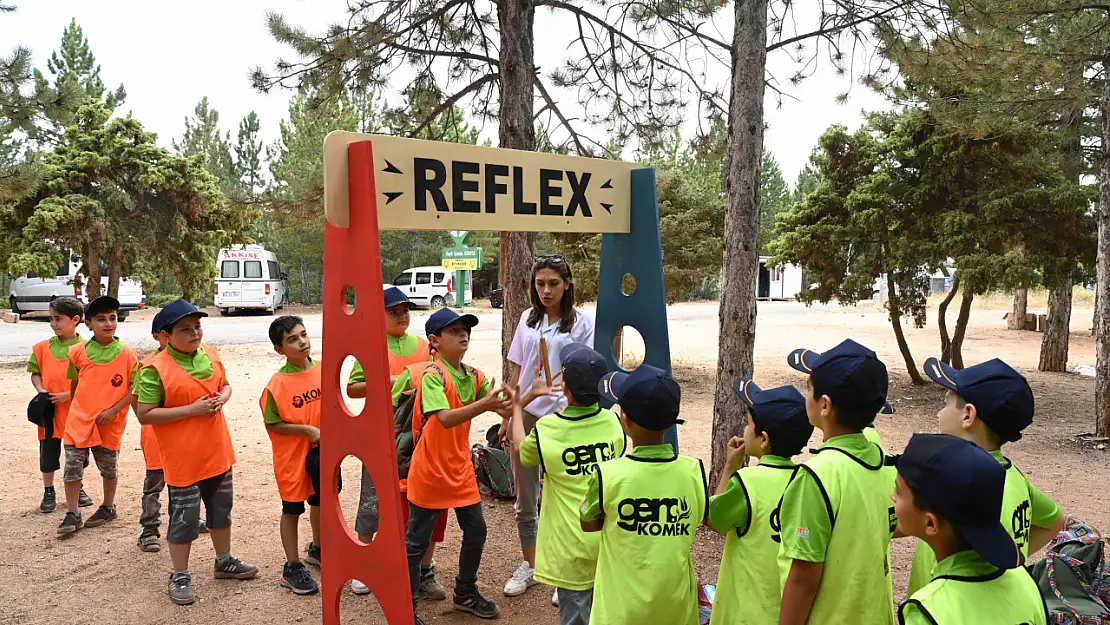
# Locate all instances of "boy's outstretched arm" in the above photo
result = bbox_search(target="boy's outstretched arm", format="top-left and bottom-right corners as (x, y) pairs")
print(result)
(779, 560), (824, 625)
(1029, 514), (1066, 554)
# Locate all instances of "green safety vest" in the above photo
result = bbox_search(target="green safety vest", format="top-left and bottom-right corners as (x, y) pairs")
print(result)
(900, 554), (1048, 625)
(590, 452), (708, 625)
(531, 407), (625, 590)
(710, 456), (796, 625)
(907, 455), (1041, 597)
(777, 443), (898, 625)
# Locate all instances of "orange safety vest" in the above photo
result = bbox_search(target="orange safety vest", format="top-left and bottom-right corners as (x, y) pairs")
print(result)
(136, 352), (163, 471)
(31, 340), (73, 441)
(405, 360), (486, 510)
(65, 341), (137, 450)
(148, 345), (236, 487)
(260, 363), (322, 502)
(389, 336), (431, 493)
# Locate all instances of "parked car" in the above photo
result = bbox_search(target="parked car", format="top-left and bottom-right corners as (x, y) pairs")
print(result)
(489, 287), (504, 309)
(213, 245), (289, 315)
(387, 266), (472, 308)
(9, 256), (145, 320)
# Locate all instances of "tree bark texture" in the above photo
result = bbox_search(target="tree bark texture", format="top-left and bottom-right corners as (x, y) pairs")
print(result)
(1095, 49), (1110, 438)
(497, 0), (537, 382)
(81, 241), (102, 301)
(951, 292), (974, 370)
(886, 271), (926, 385)
(710, 0), (768, 487)
(300, 255), (309, 305)
(106, 239), (124, 299)
(1039, 278), (1073, 372)
(1010, 285), (1028, 330)
(410, 231), (419, 268)
(938, 274), (960, 364)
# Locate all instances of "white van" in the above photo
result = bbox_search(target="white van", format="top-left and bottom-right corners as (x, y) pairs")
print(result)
(213, 245), (289, 315)
(388, 266), (472, 308)
(9, 256), (145, 320)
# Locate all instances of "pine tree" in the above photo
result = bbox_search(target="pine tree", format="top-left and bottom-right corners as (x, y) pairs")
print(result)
(235, 111), (264, 196)
(174, 97), (236, 194)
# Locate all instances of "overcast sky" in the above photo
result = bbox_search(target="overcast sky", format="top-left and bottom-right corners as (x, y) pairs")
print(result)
(1, 0), (891, 183)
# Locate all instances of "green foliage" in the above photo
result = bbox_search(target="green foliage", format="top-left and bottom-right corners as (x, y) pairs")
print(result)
(38, 18), (126, 112)
(174, 97), (236, 194)
(760, 154), (790, 254)
(235, 111), (264, 195)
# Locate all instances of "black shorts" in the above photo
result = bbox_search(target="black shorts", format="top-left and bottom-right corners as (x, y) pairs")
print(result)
(282, 447), (342, 516)
(167, 470), (233, 544)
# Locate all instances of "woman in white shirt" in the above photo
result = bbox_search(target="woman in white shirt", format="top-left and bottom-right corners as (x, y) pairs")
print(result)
(501, 255), (595, 600)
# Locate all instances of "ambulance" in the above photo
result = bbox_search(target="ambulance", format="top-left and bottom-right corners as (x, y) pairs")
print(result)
(213, 245), (289, 315)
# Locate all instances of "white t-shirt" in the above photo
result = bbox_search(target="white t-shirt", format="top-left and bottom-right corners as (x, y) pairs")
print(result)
(507, 308), (596, 417)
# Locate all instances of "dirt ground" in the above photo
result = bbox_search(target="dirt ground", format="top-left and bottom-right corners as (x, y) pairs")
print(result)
(0, 299), (1106, 625)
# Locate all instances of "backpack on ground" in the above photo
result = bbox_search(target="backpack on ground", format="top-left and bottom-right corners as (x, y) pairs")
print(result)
(393, 364), (447, 479)
(472, 443), (515, 500)
(1031, 516), (1110, 624)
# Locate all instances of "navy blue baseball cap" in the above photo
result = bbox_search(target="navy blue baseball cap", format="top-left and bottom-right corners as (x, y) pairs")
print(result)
(84, 296), (120, 319)
(560, 343), (608, 405)
(599, 364), (683, 431)
(787, 339), (894, 415)
(156, 298), (208, 333)
(150, 308), (168, 334)
(923, 357), (1033, 443)
(425, 307), (478, 336)
(733, 379), (814, 456)
(384, 286), (417, 310)
(896, 433), (1023, 570)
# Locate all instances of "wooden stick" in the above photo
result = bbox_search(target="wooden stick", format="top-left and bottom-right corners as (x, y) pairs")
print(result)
(538, 337), (552, 386)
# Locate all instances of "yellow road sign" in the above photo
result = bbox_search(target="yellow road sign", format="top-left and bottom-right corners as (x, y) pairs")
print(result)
(441, 258), (479, 271)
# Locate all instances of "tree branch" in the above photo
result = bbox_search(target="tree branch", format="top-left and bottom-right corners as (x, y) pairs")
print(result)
(406, 73), (499, 139)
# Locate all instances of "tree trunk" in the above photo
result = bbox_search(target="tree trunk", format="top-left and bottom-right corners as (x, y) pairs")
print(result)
(886, 272), (927, 385)
(497, 0), (537, 382)
(938, 274), (960, 364)
(1039, 278), (1073, 372)
(1094, 48), (1110, 438)
(710, 0), (769, 486)
(300, 255), (309, 305)
(409, 231), (419, 268)
(106, 239), (124, 299)
(951, 291), (974, 370)
(82, 242), (102, 300)
(1010, 284), (1028, 330)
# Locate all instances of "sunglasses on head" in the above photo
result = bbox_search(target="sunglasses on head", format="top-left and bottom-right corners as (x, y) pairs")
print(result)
(534, 255), (566, 266)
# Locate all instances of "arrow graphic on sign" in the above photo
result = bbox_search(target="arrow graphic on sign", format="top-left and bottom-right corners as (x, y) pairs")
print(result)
(383, 160), (403, 174)
(384, 192), (403, 204)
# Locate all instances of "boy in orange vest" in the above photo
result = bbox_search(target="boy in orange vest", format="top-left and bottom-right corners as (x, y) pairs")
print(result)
(57, 296), (137, 535)
(347, 287), (446, 599)
(136, 299), (257, 606)
(397, 308), (512, 624)
(28, 295), (93, 513)
(131, 308), (207, 553)
(261, 315), (343, 596)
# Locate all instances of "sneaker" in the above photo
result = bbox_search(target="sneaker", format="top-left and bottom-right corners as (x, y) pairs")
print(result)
(214, 555), (259, 580)
(78, 488), (93, 507)
(454, 591), (500, 619)
(552, 587), (560, 607)
(56, 511), (82, 535)
(419, 565), (447, 601)
(503, 562), (536, 597)
(168, 571), (195, 605)
(199, 519), (208, 534)
(280, 562), (319, 595)
(350, 579), (372, 595)
(84, 505), (117, 528)
(414, 615), (425, 625)
(139, 534), (161, 553)
(304, 542), (321, 567)
(40, 489), (57, 513)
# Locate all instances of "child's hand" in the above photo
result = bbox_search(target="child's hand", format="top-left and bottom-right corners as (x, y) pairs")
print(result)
(96, 409), (116, 425)
(480, 379), (512, 414)
(528, 366), (563, 401)
(49, 391), (71, 405)
(726, 436), (747, 470)
(189, 394), (220, 416)
(304, 425), (321, 445)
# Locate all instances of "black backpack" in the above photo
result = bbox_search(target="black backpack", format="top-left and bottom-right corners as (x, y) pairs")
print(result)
(394, 362), (484, 479)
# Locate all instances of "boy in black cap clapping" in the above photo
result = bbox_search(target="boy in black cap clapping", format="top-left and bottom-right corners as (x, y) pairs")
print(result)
(777, 339), (898, 625)
(906, 357), (1065, 596)
(510, 343), (624, 625)
(708, 380), (813, 625)
(894, 433), (1048, 625)
(580, 365), (708, 625)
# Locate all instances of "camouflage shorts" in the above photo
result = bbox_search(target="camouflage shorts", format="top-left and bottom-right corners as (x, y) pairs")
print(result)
(63, 445), (118, 482)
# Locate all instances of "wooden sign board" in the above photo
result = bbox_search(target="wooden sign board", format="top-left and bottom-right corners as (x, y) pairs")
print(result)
(323, 131), (635, 233)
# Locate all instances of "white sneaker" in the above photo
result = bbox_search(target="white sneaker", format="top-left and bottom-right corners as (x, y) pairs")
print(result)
(552, 588), (560, 607)
(503, 562), (536, 597)
(351, 579), (371, 595)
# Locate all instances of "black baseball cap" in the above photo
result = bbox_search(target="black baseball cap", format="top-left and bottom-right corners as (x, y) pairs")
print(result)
(923, 357), (1034, 443)
(598, 364), (683, 431)
(84, 296), (120, 319)
(560, 343), (608, 405)
(425, 307), (478, 336)
(895, 433), (1023, 570)
(787, 339), (894, 415)
(733, 379), (814, 456)
(384, 287), (417, 310)
(157, 298), (208, 333)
